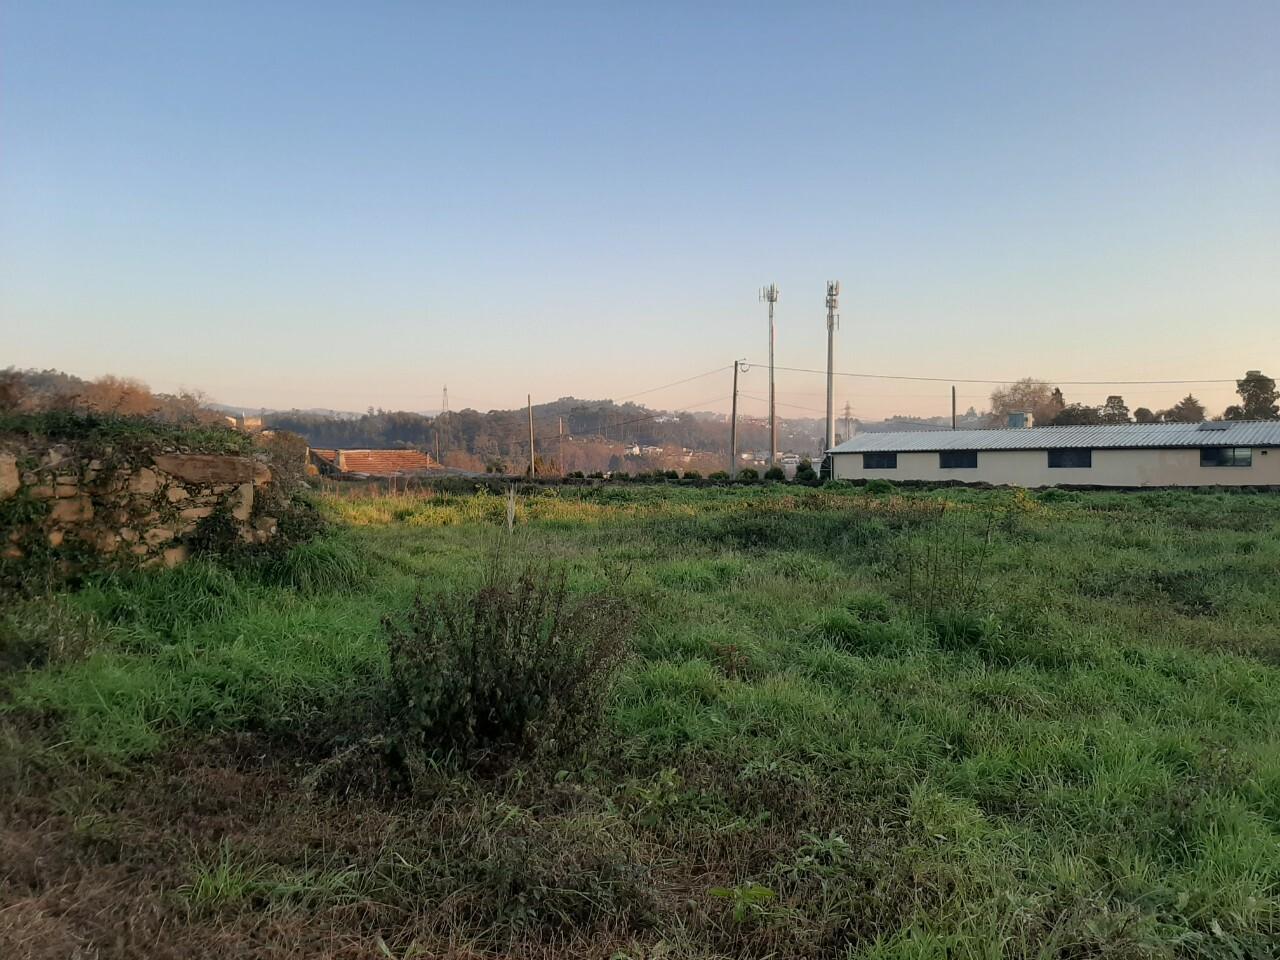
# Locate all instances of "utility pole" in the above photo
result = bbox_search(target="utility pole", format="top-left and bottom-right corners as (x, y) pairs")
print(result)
(527, 394), (536, 477)
(760, 284), (780, 467)
(951, 386), (957, 430)
(558, 416), (564, 477)
(825, 281), (840, 453)
(729, 360), (746, 478)
(436, 386), (448, 465)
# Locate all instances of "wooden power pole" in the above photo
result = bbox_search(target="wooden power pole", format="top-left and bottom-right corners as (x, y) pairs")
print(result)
(527, 395), (536, 477)
(729, 360), (744, 478)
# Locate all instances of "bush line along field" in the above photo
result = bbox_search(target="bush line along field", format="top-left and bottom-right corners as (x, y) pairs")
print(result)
(3, 483), (1280, 958)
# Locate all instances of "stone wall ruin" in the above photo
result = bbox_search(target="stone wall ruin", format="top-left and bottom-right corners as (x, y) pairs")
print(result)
(1, 440), (278, 569)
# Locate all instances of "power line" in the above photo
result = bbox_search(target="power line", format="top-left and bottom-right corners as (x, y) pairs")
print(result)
(764, 363), (1241, 386)
(613, 364), (731, 401)
(740, 393), (828, 416)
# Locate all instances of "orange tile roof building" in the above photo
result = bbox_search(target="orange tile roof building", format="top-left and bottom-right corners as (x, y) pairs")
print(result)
(310, 448), (437, 477)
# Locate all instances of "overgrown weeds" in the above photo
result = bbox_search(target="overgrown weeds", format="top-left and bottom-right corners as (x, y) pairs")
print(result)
(901, 500), (998, 618)
(383, 551), (633, 770)
(8, 485), (1280, 957)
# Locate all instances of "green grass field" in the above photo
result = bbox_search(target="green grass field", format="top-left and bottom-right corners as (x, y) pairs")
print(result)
(4, 484), (1280, 959)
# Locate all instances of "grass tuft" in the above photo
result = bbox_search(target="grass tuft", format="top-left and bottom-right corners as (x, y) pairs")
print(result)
(264, 538), (369, 594)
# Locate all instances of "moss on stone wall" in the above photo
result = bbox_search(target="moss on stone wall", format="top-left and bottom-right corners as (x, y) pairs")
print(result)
(1, 414), (289, 593)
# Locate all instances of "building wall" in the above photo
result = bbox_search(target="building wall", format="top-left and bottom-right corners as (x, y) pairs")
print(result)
(831, 447), (1280, 487)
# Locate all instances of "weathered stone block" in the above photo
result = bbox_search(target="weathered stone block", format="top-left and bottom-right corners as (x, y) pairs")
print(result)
(119, 527), (138, 542)
(163, 545), (189, 568)
(55, 483), (80, 498)
(47, 529), (64, 547)
(179, 505), (215, 520)
(152, 454), (270, 486)
(230, 482), (254, 521)
(0, 453), (18, 500)
(165, 486), (190, 502)
(97, 530), (119, 553)
(144, 525), (175, 546)
(50, 496), (93, 523)
(2, 544), (23, 560)
(42, 444), (73, 468)
(129, 467), (161, 495)
(30, 484), (55, 499)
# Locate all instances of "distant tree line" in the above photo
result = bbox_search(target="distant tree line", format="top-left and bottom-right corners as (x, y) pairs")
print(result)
(1, 367), (220, 423)
(267, 397), (826, 463)
(987, 371), (1278, 427)
(0, 368), (826, 462)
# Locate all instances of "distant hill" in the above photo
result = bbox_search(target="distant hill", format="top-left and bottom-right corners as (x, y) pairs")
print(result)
(205, 402), (370, 420)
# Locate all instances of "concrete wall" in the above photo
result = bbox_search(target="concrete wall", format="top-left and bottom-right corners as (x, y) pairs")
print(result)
(831, 447), (1280, 487)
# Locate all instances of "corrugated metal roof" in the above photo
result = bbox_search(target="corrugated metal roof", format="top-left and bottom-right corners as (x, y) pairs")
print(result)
(829, 421), (1280, 454)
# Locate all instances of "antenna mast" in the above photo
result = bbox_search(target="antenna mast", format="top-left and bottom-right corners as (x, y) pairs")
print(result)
(442, 385), (449, 414)
(825, 281), (840, 453)
(760, 283), (780, 468)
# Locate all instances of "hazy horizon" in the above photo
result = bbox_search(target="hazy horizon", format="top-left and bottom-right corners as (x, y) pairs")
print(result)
(3, 2), (1277, 421)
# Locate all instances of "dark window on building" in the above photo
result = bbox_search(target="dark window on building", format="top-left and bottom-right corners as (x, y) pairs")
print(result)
(863, 452), (897, 470)
(939, 450), (978, 469)
(1200, 447), (1252, 467)
(1047, 449), (1092, 468)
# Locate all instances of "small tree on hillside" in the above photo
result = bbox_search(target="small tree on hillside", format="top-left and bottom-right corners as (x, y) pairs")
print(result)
(1133, 407), (1157, 423)
(0, 371), (26, 412)
(79, 375), (158, 416)
(1224, 371), (1279, 421)
(1101, 395), (1131, 423)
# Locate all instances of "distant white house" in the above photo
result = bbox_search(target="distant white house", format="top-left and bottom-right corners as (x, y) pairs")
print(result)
(827, 421), (1280, 487)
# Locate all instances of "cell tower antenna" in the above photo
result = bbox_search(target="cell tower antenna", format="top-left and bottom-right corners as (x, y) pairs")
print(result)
(760, 283), (780, 468)
(825, 281), (840, 454)
(442, 385), (449, 415)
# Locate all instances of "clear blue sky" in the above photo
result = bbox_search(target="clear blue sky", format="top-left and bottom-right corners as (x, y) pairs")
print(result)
(2, 1), (1277, 419)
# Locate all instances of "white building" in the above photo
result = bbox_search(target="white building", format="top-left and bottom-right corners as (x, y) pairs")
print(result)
(828, 421), (1280, 488)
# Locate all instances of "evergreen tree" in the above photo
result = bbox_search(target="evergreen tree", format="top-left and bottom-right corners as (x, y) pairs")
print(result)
(1101, 395), (1131, 423)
